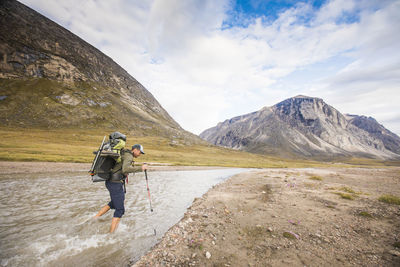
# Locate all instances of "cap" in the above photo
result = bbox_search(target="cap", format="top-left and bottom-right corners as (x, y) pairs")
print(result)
(132, 144), (145, 154)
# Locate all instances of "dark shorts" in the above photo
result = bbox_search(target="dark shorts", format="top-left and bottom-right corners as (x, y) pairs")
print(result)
(105, 181), (125, 218)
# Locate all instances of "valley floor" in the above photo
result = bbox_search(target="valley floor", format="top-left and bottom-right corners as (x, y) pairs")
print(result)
(0, 161), (91, 174)
(0, 161), (228, 175)
(133, 167), (400, 266)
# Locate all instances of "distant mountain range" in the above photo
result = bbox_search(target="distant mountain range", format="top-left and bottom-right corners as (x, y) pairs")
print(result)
(0, 0), (201, 143)
(200, 95), (400, 160)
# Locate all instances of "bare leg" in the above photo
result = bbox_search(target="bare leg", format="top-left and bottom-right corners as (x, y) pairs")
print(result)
(110, 217), (120, 233)
(94, 205), (110, 218)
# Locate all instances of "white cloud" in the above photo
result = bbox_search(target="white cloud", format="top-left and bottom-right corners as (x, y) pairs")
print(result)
(146, 0), (228, 57)
(313, 0), (400, 135)
(20, 0), (400, 135)
(314, 0), (356, 23)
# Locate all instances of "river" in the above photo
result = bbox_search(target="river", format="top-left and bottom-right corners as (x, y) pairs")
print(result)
(0, 168), (246, 266)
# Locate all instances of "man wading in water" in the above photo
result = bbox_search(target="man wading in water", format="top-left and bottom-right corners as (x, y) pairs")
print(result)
(94, 144), (147, 233)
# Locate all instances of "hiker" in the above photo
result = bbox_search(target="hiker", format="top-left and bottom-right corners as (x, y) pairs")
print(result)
(94, 144), (148, 233)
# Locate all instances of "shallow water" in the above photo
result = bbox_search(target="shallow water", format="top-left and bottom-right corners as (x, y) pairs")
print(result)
(0, 168), (246, 267)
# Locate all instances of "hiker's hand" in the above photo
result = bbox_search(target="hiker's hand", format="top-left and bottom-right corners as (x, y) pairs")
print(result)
(142, 164), (148, 171)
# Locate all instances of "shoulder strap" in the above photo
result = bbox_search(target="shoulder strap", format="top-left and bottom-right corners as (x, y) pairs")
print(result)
(111, 148), (130, 174)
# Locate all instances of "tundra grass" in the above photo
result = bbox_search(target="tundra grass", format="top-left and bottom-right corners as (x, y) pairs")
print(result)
(378, 194), (400, 205)
(358, 211), (373, 218)
(0, 127), (398, 168)
(334, 192), (355, 200)
(0, 127), (330, 168)
(340, 186), (356, 194)
(308, 175), (323, 181)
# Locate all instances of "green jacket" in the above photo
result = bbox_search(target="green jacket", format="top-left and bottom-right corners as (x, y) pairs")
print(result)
(110, 149), (141, 181)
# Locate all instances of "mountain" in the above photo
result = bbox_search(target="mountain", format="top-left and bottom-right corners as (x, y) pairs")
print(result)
(345, 114), (400, 155)
(0, 0), (200, 142)
(200, 95), (400, 160)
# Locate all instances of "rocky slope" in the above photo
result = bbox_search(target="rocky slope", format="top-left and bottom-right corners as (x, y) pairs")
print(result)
(345, 114), (400, 155)
(200, 95), (400, 160)
(0, 0), (200, 142)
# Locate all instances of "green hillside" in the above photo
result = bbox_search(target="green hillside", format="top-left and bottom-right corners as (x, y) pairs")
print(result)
(0, 78), (186, 137)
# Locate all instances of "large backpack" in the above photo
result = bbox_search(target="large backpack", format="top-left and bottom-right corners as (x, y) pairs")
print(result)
(89, 132), (126, 182)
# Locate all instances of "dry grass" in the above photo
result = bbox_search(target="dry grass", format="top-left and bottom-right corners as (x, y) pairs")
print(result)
(332, 186), (367, 200)
(1, 127), (399, 168)
(340, 186), (356, 194)
(308, 175), (323, 181)
(378, 194), (400, 205)
(0, 127), (330, 168)
(282, 232), (298, 239)
(358, 211), (373, 218)
(334, 192), (355, 200)
(304, 182), (321, 189)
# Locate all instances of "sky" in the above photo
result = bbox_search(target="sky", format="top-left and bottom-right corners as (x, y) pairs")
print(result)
(20, 0), (400, 135)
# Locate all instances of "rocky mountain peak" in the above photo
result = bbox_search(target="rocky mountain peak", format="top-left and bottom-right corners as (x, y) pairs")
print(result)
(273, 95), (348, 132)
(200, 96), (400, 160)
(293, 94), (320, 99)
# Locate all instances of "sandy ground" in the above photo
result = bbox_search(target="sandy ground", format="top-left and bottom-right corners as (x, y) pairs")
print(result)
(0, 161), (227, 175)
(134, 167), (400, 266)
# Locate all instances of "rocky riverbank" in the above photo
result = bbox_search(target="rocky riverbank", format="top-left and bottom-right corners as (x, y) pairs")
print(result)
(133, 167), (400, 266)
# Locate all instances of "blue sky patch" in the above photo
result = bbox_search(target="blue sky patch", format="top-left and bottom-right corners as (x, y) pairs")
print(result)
(222, 0), (327, 28)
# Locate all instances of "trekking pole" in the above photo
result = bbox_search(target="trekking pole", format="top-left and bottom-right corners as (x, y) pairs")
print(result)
(144, 169), (156, 235)
(144, 169), (153, 212)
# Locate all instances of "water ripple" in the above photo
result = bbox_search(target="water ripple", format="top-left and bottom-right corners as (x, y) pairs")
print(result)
(0, 168), (246, 266)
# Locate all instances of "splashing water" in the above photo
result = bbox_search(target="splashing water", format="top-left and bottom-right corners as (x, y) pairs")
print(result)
(0, 168), (246, 266)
